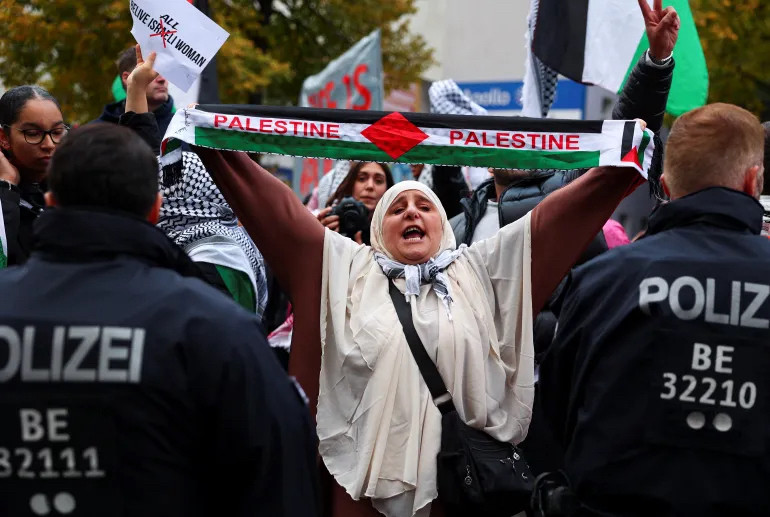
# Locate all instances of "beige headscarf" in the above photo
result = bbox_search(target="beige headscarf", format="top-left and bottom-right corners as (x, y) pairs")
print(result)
(369, 180), (455, 257)
(318, 181), (535, 517)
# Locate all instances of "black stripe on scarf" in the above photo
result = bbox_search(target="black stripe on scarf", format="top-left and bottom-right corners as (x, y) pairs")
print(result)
(195, 104), (604, 134)
(531, 0), (589, 84)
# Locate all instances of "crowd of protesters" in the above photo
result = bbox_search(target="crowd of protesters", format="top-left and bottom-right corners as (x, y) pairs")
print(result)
(1, 0), (769, 516)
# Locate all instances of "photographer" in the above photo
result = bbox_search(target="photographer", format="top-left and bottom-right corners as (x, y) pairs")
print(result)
(316, 161), (394, 245)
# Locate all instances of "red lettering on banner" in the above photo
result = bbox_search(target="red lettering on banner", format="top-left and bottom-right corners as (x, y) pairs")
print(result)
(450, 131), (463, 144)
(529, 134), (540, 148)
(465, 131), (480, 146)
(309, 123), (323, 137)
(290, 121), (302, 134)
(245, 118), (258, 132)
(259, 119), (272, 132)
(496, 133), (510, 148)
(300, 158), (319, 197)
(214, 115), (227, 127)
(481, 132), (495, 147)
(566, 135), (579, 150)
(548, 134), (564, 150)
(275, 120), (288, 134)
(307, 64), (372, 110)
(511, 133), (525, 149)
(322, 82), (337, 109)
(327, 124), (340, 139)
(229, 116), (243, 130)
(353, 64), (372, 110)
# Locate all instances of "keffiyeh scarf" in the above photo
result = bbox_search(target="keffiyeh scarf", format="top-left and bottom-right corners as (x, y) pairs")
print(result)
(156, 151), (268, 316)
(428, 79), (488, 116)
(374, 247), (466, 319)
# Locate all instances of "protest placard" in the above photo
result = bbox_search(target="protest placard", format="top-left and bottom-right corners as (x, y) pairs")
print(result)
(129, 0), (229, 92)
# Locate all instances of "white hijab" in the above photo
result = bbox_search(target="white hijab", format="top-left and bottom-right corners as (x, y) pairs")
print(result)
(319, 181), (535, 517)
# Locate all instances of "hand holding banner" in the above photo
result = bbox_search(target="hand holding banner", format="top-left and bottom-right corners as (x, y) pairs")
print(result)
(129, 0), (229, 92)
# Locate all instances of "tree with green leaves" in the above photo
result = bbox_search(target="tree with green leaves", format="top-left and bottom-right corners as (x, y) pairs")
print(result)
(0, 0), (433, 122)
(691, 0), (770, 119)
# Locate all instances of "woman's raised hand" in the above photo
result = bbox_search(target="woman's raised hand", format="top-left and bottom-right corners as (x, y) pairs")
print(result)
(127, 44), (159, 90)
(125, 44), (158, 114)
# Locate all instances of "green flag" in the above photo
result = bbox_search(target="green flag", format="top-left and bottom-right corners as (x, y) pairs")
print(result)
(622, 0), (709, 116)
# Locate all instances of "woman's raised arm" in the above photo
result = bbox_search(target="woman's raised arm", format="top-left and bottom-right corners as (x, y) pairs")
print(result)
(195, 148), (325, 415)
(530, 166), (644, 314)
(193, 148), (324, 298)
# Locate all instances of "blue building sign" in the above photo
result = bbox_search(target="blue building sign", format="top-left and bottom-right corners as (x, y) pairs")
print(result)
(455, 80), (586, 116)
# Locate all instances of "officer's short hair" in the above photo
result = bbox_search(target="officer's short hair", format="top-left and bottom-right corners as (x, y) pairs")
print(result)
(47, 124), (159, 217)
(664, 103), (764, 198)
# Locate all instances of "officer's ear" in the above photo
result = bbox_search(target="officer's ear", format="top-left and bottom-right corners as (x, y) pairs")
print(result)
(44, 191), (58, 207)
(742, 165), (762, 200)
(146, 193), (163, 225)
(660, 174), (672, 199)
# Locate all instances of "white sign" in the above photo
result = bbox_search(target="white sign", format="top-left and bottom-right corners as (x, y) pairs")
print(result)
(129, 0), (229, 92)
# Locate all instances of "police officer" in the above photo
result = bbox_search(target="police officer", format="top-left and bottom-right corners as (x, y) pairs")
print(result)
(0, 124), (320, 517)
(539, 103), (768, 516)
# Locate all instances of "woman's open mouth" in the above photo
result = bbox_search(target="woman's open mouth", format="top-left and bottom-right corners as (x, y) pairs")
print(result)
(402, 226), (425, 242)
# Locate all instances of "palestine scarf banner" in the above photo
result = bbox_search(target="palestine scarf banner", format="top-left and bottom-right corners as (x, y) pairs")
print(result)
(161, 105), (655, 178)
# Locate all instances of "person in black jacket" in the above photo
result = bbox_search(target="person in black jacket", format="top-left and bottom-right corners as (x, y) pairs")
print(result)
(449, 0), (677, 246)
(0, 85), (68, 265)
(539, 103), (768, 516)
(0, 123), (320, 517)
(451, 0), (680, 478)
(93, 46), (176, 135)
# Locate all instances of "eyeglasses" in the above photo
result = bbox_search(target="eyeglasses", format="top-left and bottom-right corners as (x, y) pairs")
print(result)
(2, 124), (70, 145)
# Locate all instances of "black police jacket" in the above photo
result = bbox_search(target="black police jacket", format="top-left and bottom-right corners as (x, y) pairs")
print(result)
(540, 188), (770, 516)
(0, 208), (320, 517)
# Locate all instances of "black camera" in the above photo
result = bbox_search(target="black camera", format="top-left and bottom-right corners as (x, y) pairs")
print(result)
(332, 197), (370, 243)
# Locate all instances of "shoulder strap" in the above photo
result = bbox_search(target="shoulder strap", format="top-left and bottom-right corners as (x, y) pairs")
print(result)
(388, 281), (456, 415)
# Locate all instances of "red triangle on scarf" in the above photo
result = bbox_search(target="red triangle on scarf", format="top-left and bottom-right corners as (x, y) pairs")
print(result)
(361, 112), (429, 160)
(621, 146), (640, 168)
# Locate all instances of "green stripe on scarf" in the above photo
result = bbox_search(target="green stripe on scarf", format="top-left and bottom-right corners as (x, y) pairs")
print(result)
(194, 127), (601, 170)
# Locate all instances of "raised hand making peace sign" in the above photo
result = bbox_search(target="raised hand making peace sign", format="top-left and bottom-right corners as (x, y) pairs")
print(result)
(638, 0), (681, 61)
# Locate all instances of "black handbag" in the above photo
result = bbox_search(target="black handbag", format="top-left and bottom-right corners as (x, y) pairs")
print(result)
(388, 281), (534, 516)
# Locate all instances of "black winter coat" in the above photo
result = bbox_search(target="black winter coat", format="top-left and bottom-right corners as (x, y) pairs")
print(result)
(0, 208), (320, 517)
(541, 188), (770, 516)
(93, 95), (176, 136)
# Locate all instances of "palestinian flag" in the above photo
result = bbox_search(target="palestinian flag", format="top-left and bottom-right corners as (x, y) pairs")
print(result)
(531, 0), (708, 116)
(161, 105), (655, 177)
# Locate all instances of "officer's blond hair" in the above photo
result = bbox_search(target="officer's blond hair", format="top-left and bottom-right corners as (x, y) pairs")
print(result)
(664, 103), (764, 199)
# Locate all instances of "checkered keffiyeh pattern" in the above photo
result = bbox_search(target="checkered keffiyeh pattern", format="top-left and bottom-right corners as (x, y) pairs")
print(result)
(156, 151), (268, 316)
(428, 80), (488, 116)
(529, 0), (559, 117)
(374, 247), (466, 320)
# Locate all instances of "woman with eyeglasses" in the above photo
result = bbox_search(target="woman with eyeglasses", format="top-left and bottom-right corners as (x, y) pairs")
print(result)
(0, 85), (69, 265)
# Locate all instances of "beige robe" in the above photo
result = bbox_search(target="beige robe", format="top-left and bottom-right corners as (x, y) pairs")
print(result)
(318, 206), (534, 517)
